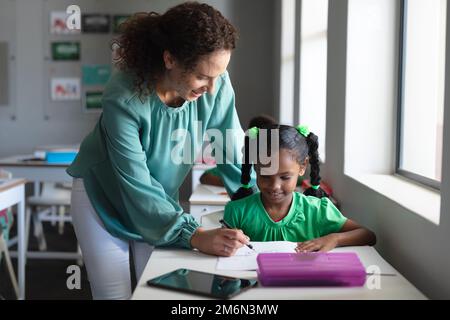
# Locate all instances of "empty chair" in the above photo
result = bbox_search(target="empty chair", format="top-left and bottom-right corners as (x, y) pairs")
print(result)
(26, 182), (72, 251)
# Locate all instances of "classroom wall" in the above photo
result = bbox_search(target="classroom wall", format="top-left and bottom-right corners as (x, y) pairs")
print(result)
(0, 0), (276, 159)
(227, 0), (278, 129)
(324, 0), (450, 299)
(0, 0), (277, 203)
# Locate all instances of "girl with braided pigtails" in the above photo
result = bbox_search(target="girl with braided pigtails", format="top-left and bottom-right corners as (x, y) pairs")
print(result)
(224, 124), (376, 252)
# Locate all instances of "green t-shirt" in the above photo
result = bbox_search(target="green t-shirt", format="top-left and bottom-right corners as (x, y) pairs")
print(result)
(223, 192), (347, 242)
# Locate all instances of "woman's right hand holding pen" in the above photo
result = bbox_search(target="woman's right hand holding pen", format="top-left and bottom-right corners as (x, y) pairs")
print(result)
(190, 227), (251, 257)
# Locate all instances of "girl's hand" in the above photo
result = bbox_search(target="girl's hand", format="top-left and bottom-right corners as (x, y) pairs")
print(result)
(296, 234), (339, 253)
(190, 227), (250, 257)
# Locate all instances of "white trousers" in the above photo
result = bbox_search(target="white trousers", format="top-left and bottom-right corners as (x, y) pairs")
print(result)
(70, 178), (154, 300)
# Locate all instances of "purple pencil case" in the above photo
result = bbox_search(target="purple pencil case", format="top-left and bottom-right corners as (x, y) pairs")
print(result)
(256, 252), (366, 287)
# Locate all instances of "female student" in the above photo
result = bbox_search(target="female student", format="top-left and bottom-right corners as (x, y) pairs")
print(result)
(223, 124), (376, 252)
(67, 2), (252, 299)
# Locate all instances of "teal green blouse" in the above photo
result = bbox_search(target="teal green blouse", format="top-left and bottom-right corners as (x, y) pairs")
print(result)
(67, 70), (253, 249)
(223, 192), (347, 242)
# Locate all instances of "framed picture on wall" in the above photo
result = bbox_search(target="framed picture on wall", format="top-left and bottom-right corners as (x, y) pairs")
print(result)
(51, 42), (80, 61)
(82, 64), (111, 86)
(50, 11), (80, 34)
(83, 90), (103, 113)
(51, 78), (81, 101)
(0, 41), (8, 106)
(82, 14), (110, 33)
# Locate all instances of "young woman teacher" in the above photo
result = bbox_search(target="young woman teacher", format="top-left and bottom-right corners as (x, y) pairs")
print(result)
(67, 2), (252, 299)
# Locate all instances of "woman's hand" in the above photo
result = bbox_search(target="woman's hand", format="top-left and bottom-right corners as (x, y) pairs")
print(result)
(190, 227), (250, 257)
(296, 234), (339, 253)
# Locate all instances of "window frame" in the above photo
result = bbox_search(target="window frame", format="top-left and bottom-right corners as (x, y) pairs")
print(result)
(396, 0), (442, 191)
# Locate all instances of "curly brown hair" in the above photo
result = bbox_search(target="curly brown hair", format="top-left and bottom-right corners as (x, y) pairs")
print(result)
(112, 2), (238, 96)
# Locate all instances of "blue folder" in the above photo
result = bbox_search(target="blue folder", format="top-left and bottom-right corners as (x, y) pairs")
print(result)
(45, 151), (77, 164)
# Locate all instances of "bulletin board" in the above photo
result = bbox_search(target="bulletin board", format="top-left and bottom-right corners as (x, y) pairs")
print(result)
(41, 0), (156, 121)
(0, 0), (17, 120)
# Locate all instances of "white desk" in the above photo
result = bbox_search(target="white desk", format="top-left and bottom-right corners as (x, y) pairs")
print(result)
(0, 178), (26, 299)
(191, 163), (216, 192)
(132, 246), (427, 300)
(0, 154), (81, 261)
(189, 184), (230, 222)
(0, 154), (72, 204)
(0, 154), (72, 186)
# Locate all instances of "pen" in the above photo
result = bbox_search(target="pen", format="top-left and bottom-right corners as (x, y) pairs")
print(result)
(219, 219), (255, 251)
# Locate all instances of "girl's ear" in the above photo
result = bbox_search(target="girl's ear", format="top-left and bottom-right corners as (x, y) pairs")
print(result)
(163, 50), (176, 69)
(298, 157), (308, 176)
(299, 165), (307, 176)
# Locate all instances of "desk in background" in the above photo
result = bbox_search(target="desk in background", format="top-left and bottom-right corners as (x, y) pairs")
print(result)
(0, 154), (72, 188)
(191, 163), (215, 192)
(132, 246), (426, 300)
(0, 155), (81, 258)
(0, 178), (26, 299)
(189, 184), (230, 222)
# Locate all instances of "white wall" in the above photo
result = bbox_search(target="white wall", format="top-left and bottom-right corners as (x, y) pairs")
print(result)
(325, 0), (450, 299)
(0, 0), (277, 203)
(0, 0), (276, 159)
(227, 0), (277, 128)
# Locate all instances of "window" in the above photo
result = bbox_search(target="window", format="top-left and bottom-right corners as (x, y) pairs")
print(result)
(344, 0), (441, 224)
(397, 0), (447, 189)
(279, 0), (296, 126)
(279, 0), (329, 160)
(298, 0), (328, 160)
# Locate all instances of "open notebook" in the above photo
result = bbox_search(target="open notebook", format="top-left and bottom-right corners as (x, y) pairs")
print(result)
(216, 241), (297, 271)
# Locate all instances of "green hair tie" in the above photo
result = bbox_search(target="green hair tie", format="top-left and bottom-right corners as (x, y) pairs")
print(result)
(311, 184), (320, 190)
(241, 184), (252, 189)
(248, 127), (259, 139)
(296, 125), (310, 138)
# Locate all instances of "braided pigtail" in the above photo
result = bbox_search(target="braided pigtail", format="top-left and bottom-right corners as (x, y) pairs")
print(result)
(231, 132), (256, 201)
(303, 131), (328, 198)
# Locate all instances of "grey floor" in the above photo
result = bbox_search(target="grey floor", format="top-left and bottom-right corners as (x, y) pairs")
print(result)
(0, 201), (192, 300)
(1, 221), (93, 300)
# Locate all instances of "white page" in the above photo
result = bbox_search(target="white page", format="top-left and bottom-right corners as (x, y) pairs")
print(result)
(216, 241), (297, 271)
